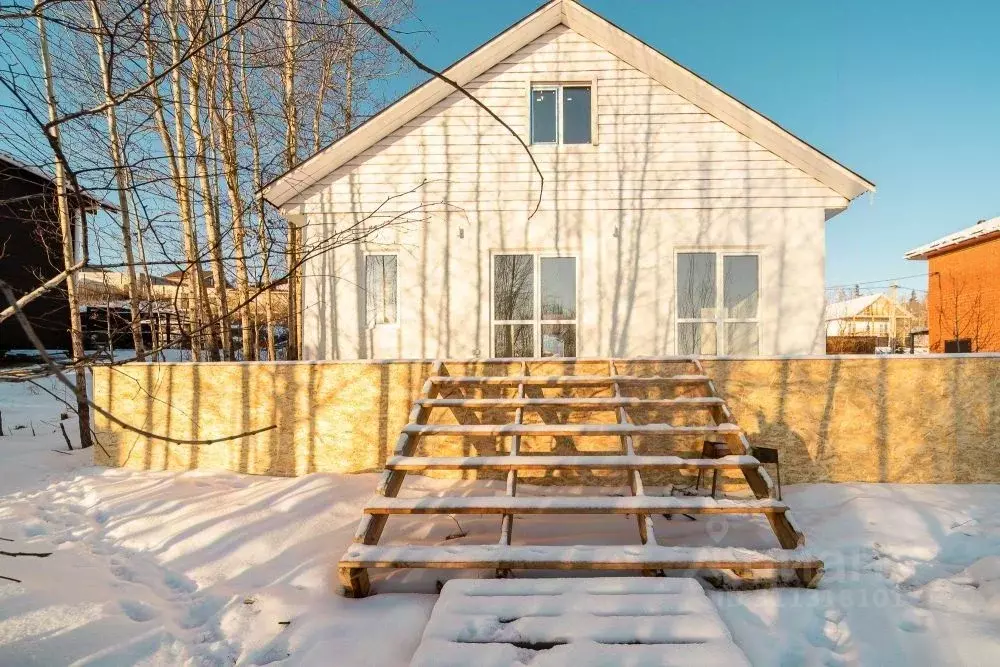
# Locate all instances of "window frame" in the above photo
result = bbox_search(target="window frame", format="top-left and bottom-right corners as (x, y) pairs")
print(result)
(528, 79), (598, 146)
(363, 252), (399, 329)
(674, 249), (762, 356)
(490, 251), (579, 358)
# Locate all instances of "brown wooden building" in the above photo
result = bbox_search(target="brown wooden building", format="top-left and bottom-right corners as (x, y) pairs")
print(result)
(906, 216), (1000, 352)
(0, 153), (105, 353)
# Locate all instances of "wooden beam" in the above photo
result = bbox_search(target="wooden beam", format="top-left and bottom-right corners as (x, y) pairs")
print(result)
(363, 496), (789, 515)
(416, 396), (724, 409)
(402, 423), (740, 437)
(428, 374), (710, 387)
(385, 454), (759, 471)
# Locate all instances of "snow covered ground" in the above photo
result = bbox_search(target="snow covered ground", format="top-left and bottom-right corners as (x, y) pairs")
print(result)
(1, 378), (999, 666)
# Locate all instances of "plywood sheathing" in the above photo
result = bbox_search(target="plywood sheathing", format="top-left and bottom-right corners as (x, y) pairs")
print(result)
(92, 357), (1000, 484)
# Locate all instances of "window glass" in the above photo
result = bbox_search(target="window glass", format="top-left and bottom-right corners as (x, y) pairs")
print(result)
(530, 89), (557, 144)
(725, 322), (759, 356)
(723, 255), (759, 318)
(495, 324), (534, 357)
(494, 255), (534, 320)
(365, 255), (397, 327)
(541, 323), (576, 357)
(540, 257), (576, 320)
(677, 253), (716, 319)
(562, 86), (591, 144)
(677, 322), (717, 355)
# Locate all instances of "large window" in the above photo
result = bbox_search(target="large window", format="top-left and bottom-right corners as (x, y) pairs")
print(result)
(493, 254), (577, 357)
(364, 254), (397, 328)
(676, 252), (760, 356)
(530, 85), (592, 145)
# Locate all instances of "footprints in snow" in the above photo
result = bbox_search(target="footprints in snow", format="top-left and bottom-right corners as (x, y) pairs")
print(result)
(120, 599), (159, 622)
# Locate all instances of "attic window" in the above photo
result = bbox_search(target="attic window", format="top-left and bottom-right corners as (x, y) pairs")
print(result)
(530, 85), (592, 145)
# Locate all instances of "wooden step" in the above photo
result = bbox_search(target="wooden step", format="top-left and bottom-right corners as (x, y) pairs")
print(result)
(340, 543), (823, 577)
(363, 495), (788, 515)
(429, 374), (710, 387)
(417, 396), (724, 409)
(402, 423), (739, 437)
(386, 454), (760, 471)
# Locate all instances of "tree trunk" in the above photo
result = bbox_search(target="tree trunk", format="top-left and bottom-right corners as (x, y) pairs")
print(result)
(162, 0), (211, 359)
(88, 0), (145, 359)
(283, 0), (300, 360)
(184, 0), (230, 360)
(238, 17), (277, 361)
(35, 1), (92, 449)
(213, 0), (253, 360)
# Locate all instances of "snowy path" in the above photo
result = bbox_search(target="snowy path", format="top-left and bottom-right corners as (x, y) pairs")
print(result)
(1, 379), (999, 665)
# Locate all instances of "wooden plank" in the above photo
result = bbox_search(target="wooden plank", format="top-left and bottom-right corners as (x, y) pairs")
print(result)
(417, 396), (724, 409)
(402, 423), (739, 437)
(363, 496), (789, 515)
(385, 454), (759, 471)
(341, 544), (824, 574)
(610, 360), (656, 558)
(499, 362), (526, 548)
(428, 374), (710, 386)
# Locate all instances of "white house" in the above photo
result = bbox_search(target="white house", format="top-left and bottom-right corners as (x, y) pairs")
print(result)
(824, 293), (914, 339)
(263, 0), (874, 360)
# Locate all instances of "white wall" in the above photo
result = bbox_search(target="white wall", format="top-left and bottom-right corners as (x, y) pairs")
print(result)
(292, 26), (842, 360)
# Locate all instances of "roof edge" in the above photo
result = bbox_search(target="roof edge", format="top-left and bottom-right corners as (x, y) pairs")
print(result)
(263, 0), (875, 209)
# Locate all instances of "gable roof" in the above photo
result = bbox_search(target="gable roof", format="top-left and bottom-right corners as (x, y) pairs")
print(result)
(262, 0), (875, 209)
(825, 293), (913, 321)
(904, 215), (1000, 260)
(0, 151), (117, 212)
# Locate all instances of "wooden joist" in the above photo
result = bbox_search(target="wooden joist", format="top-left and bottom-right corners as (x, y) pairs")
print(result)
(340, 544), (824, 580)
(385, 454), (760, 471)
(402, 423), (739, 437)
(363, 495), (790, 515)
(417, 396), (724, 409)
(428, 374), (710, 387)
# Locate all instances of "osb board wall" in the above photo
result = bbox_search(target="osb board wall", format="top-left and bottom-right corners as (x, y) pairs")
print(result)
(91, 357), (1000, 484)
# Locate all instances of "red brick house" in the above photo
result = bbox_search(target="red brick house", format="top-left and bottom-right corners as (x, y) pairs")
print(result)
(905, 216), (1000, 352)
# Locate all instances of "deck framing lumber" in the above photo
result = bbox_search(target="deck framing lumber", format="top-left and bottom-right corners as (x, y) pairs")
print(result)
(337, 358), (821, 595)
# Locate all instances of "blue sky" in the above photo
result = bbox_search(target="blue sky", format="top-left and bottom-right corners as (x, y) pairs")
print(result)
(394, 0), (1000, 297)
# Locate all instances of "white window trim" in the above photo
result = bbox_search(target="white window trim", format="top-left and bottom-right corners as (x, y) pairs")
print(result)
(363, 252), (399, 329)
(490, 251), (579, 358)
(528, 78), (598, 146)
(674, 249), (762, 356)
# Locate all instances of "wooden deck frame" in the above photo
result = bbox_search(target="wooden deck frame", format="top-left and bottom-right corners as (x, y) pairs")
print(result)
(337, 358), (819, 597)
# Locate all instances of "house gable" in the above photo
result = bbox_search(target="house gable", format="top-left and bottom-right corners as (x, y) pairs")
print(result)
(283, 25), (856, 220)
(264, 0), (873, 212)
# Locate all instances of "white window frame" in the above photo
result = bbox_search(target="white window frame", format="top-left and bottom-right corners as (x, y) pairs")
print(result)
(490, 251), (579, 358)
(674, 249), (762, 356)
(528, 81), (597, 146)
(363, 252), (399, 329)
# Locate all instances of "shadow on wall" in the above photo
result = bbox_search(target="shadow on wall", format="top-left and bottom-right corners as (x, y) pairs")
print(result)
(92, 357), (1000, 484)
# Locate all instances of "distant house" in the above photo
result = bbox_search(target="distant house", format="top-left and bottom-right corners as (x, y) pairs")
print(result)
(263, 0), (874, 360)
(824, 293), (914, 339)
(0, 153), (106, 353)
(905, 216), (1000, 352)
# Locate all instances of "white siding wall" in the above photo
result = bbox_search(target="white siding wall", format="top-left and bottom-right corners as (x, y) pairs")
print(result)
(292, 26), (842, 360)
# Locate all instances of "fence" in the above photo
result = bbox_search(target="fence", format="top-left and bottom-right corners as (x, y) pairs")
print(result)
(91, 356), (1000, 484)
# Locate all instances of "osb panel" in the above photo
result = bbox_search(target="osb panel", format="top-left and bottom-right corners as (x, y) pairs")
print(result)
(92, 358), (1000, 484)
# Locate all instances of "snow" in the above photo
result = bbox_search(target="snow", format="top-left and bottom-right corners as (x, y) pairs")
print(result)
(411, 578), (751, 667)
(2, 379), (1000, 665)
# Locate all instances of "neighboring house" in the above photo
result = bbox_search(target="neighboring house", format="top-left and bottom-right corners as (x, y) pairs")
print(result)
(824, 293), (914, 339)
(905, 216), (1000, 352)
(263, 0), (874, 360)
(0, 153), (105, 353)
